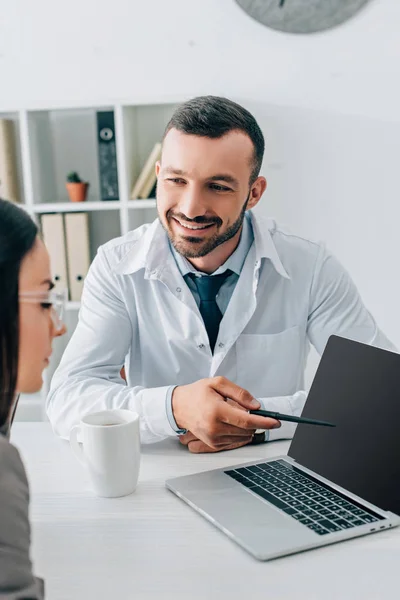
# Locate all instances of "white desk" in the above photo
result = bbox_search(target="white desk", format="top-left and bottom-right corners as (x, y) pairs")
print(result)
(11, 423), (400, 600)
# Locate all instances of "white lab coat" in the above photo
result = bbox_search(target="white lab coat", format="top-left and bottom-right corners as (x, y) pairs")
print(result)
(46, 212), (394, 443)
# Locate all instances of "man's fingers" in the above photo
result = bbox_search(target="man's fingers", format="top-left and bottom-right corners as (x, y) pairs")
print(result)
(188, 437), (253, 454)
(187, 440), (219, 453)
(210, 376), (260, 411)
(226, 398), (246, 411)
(179, 431), (197, 445)
(212, 382), (281, 427)
(180, 430), (254, 447)
(212, 434), (255, 445)
(221, 402), (281, 431)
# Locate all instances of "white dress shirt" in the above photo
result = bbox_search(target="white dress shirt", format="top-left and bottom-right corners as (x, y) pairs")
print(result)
(165, 214), (254, 433)
(46, 211), (395, 443)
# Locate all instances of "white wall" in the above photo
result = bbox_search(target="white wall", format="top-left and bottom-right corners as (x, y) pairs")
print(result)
(2, 0), (400, 366)
(1, 0), (399, 119)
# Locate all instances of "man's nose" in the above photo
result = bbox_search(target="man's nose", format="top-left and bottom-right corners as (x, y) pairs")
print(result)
(177, 185), (207, 220)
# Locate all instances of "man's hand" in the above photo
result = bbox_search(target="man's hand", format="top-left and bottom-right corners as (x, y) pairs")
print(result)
(179, 399), (255, 453)
(179, 430), (252, 453)
(172, 377), (280, 451)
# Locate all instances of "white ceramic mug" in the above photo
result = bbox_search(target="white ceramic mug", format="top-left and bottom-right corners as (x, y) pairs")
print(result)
(69, 409), (140, 498)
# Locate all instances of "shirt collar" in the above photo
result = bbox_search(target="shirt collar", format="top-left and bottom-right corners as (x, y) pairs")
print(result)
(114, 211), (289, 280)
(250, 211), (289, 279)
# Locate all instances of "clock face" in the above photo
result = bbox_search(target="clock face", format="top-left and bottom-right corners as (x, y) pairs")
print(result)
(235, 0), (371, 34)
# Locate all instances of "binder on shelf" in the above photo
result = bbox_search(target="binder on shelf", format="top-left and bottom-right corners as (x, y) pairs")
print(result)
(64, 213), (91, 302)
(40, 214), (69, 296)
(130, 142), (161, 199)
(0, 119), (21, 203)
(96, 111), (119, 201)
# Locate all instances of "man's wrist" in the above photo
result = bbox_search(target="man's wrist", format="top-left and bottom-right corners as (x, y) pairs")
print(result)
(251, 429), (270, 444)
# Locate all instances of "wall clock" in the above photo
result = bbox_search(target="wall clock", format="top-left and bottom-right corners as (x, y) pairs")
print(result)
(235, 0), (372, 34)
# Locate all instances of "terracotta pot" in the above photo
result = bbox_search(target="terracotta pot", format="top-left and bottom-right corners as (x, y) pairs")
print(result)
(66, 182), (89, 202)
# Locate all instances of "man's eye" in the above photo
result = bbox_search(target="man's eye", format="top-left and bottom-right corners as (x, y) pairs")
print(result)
(210, 183), (231, 192)
(167, 178), (185, 184)
(41, 303), (52, 310)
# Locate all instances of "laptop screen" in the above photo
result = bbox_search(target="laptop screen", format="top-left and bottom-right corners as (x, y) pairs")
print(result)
(288, 336), (400, 515)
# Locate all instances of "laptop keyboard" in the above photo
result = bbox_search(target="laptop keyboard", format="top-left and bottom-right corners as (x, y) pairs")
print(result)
(225, 459), (384, 536)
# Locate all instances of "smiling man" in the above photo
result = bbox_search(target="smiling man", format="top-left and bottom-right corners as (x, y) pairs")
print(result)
(47, 96), (394, 452)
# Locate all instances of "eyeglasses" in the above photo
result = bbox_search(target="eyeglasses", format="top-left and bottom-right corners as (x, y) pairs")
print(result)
(18, 289), (67, 331)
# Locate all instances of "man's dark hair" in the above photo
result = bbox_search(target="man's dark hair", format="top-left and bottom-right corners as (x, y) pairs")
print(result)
(0, 198), (38, 428)
(163, 96), (265, 184)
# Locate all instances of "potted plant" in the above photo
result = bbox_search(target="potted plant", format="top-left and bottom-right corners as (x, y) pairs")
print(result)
(66, 171), (89, 202)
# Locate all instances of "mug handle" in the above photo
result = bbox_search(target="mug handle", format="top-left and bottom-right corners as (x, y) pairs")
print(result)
(69, 425), (86, 466)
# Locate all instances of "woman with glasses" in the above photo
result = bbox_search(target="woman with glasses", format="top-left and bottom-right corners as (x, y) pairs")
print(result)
(0, 198), (66, 598)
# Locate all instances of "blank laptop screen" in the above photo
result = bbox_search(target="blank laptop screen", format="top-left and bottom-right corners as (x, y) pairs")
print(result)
(288, 336), (400, 515)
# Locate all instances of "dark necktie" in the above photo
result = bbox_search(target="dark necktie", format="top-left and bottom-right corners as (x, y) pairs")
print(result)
(189, 270), (232, 352)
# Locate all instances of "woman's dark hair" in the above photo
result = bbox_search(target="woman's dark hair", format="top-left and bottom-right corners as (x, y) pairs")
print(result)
(163, 95), (265, 184)
(0, 198), (38, 427)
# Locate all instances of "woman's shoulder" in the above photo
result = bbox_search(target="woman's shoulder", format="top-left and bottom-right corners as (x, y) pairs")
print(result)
(0, 434), (45, 599)
(0, 435), (30, 547)
(0, 433), (29, 499)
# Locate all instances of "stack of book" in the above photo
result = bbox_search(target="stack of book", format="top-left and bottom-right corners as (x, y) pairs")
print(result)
(0, 119), (21, 203)
(130, 142), (161, 200)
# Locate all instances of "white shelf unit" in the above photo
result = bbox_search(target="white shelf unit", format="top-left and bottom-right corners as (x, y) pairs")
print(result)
(2, 100), (179, 420)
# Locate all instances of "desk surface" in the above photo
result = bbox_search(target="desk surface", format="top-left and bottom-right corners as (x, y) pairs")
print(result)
(11, 423), (399, 600)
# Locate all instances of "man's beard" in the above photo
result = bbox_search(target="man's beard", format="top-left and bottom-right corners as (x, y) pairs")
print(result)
(159, 198), (248, 259)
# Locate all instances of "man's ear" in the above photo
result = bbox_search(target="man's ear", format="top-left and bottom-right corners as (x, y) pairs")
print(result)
(247, 176), (267, 210)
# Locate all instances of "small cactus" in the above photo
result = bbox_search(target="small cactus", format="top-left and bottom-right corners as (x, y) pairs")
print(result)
(66, 171), (83, 183)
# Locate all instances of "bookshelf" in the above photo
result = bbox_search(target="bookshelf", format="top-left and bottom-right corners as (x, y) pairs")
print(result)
(1, 100), (179, 420)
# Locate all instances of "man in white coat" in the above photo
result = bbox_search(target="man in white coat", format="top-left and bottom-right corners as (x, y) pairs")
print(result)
(47, 96), (394, 453)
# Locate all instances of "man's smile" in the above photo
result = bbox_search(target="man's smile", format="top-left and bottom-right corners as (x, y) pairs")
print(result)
(171, 217), (216, 236)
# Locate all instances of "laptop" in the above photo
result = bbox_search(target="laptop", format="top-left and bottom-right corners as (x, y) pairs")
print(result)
(166, 335), (400, 560)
